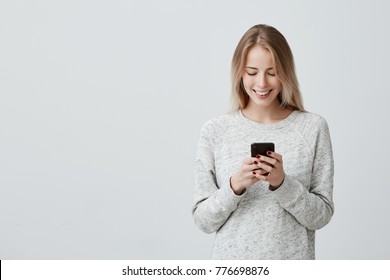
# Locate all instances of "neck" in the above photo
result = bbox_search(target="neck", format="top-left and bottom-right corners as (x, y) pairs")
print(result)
(242, 102), (292, 124)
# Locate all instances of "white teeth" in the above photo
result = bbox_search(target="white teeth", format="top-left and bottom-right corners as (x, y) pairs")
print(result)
(254, 89), (272, 96)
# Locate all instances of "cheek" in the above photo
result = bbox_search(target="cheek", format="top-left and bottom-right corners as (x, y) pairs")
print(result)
(271, 79), (282, 90)
(242, 76), (255, 89)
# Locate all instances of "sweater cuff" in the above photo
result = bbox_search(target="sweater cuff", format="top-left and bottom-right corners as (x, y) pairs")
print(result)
(273, 174), (305, 208)
(216, 184), (245, 211)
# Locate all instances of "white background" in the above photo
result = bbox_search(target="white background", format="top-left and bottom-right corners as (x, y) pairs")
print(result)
(1, 0), (389, 259)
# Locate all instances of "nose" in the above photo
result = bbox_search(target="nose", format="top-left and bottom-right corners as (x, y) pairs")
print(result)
(256, 74), (268, 88)
(256, 74), (267, 88)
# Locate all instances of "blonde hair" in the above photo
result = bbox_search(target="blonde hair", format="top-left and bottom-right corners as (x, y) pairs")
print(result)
(231, 24), (305, 112)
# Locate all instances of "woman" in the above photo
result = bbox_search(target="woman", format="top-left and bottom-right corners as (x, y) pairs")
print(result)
(192, 24), (334, 259)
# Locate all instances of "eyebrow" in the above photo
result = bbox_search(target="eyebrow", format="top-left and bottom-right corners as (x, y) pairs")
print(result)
(245, 66), (274, 71)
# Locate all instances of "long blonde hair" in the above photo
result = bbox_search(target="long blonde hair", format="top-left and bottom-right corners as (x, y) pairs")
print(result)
(231, 24), (305, 112)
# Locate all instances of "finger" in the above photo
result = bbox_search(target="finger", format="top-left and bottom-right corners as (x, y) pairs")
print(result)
(251, 169), (268, 176)
(256, 162), (273, 173)
(250, 169), (262, 178)
(258, 161), (272, 168)
(242, 164), (259, 173)
(250, 171), (261, 184)
(258, 171), (273, 182)
(258, 155), (278, 166)
(253, 172), (268, 181)
(257, 169), (269, 175)
(242, 158), (262, 172)
(264, 151), (283, 163)
(243, 157), (256, 165)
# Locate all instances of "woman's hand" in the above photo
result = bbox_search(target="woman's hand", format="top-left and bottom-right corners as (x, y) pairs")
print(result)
(230, 151), (285, 195)
(253, 151), (285, 190)
(230, 157), (269, 195)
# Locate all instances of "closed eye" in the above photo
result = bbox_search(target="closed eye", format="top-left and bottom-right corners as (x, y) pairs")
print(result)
(247, 72), (257, 76)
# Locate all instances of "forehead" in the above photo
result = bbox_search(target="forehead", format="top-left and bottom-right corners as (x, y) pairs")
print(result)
(245, 45), (274, 68)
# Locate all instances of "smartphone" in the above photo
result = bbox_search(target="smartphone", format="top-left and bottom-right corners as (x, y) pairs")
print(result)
(251, 143), (275, 173)
(251, 142), (275, 158)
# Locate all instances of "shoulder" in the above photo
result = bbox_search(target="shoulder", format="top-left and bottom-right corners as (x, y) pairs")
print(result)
(198, 112), (238, 147)
(294, 111), (330, 132)
(200, 112), (238, 136)
(292, 111), (332, 151)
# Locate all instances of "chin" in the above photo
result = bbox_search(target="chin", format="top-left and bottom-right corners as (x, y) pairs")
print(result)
(250, 94), (278, 107)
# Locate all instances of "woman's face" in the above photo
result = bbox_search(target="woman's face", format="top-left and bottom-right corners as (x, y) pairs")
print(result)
(242, 45), (282, 108)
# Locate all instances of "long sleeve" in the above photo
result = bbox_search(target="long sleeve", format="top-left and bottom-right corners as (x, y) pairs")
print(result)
(274, 117), (334, 230)
(192, 121), (244, 234)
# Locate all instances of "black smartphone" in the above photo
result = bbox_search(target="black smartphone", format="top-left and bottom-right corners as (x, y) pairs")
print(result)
(251, 142), (275, 158)
(251, 142), (275, 173)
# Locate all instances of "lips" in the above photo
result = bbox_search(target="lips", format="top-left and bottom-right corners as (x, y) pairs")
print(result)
(253, 89), (272, 96)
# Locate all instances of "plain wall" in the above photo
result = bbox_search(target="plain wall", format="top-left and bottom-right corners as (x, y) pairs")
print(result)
(1, 0), (389, 259)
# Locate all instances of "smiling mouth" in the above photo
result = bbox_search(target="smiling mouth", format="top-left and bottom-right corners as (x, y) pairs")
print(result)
(253, 89), (273, 96)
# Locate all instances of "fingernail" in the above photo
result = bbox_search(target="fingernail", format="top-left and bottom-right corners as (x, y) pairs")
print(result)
(256, 154), (261, 159)
(252, 171), (256, 175)
(254, 161), (258, 165)
(267, 151), (272, 156)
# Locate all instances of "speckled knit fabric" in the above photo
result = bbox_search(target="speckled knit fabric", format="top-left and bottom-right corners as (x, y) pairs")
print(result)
(192, 110), (334, 259)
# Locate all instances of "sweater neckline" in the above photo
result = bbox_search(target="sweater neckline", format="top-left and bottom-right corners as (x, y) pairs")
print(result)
(236, 109), (299, 130)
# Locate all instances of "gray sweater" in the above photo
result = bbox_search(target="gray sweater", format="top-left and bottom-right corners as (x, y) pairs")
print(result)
(192, 110), (334, 259)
